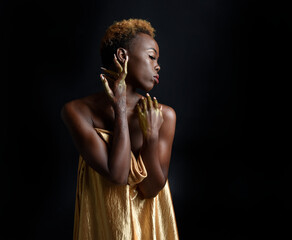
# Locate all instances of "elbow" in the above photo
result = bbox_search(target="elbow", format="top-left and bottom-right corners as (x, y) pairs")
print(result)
(109, 171), (129, 185)
(140, 188), (161, 199)
(110, 176), (128, 185)
(105, 158), (130, 185)
(84, 157), (129, 185)
(139, 179), (167, 199)
(141, 192), (159, 199)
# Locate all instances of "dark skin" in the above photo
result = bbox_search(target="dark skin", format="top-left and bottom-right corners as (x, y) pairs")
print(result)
(61, 33), (176, 198)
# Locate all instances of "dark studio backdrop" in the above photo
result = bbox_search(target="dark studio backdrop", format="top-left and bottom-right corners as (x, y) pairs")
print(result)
(1, 0), (291, 239)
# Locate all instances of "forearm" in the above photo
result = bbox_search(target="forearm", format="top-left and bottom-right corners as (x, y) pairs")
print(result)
(107, 106), (131, 184)
(138, 133), (166, 198)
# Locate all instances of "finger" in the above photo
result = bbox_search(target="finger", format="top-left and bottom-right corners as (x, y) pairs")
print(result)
(100, 74), (114, 99)
(100, 67), (119, 79)
(146, 93), (153, 109)
(118, 55), (129, 82)
(142, 97), (147, 112)
(123, 55), (129, 75)
(136, 103), (143, 115)
(138, 98), (143, 111)
(160, 105), (163, 116)
(153, 97), (159, 109)
(113, 54), (123, 73)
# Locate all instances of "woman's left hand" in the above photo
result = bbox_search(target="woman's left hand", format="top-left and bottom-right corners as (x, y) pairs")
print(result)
(136, 93), (164, 139)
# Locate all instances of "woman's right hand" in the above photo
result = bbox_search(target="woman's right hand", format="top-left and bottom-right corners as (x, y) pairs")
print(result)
(100, 54), (129, 109)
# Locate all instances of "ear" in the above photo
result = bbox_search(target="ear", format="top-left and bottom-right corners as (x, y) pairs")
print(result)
(116, 48), (128, 63)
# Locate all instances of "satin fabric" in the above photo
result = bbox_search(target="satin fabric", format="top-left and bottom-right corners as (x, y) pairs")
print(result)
(73, 128), (179, 240)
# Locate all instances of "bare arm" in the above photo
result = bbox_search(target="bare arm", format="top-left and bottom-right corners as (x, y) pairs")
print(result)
(61, 54), (131, 184)
(136, 94), (176, 198)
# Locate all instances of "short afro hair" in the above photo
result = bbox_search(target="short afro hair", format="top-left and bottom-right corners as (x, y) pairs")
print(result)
(100, 18), (156, 68)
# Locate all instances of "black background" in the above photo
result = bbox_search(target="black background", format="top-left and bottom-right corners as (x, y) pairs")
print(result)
(1, 0), (291, 239)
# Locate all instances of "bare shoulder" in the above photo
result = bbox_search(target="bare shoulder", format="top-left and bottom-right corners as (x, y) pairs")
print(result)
(61, 93), (103, 125)
(159, 103), (176, 146)
(160, 103), (176, 138)
(61, 92), (111, 130)
(161, 104), (176, 124)
(61, 98), (85, 114)
(61, 97), (91, 123)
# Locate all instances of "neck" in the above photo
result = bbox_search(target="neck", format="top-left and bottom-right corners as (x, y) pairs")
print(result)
(125, 84), (140, 113)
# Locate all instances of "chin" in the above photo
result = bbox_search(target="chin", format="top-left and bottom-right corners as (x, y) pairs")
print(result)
(136, 80), (154, 92)
(143, 83), (155, 92)
(134, 76), (156, 92)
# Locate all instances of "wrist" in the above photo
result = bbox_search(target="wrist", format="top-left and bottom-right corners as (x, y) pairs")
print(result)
(113, 99), (127, 114)
(143, 130), (159, 143)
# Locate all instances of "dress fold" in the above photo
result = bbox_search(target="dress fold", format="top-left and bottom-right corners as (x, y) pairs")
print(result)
(73, 128), (179, 240)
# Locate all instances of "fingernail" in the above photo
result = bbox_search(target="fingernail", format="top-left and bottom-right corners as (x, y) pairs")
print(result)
(146, 93), (149, 96)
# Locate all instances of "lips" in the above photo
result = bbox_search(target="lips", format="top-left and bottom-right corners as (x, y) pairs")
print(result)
(153, 75), (159, 84)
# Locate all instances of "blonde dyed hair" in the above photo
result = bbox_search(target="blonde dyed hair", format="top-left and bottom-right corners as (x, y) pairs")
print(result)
(100, 18), (156, 68)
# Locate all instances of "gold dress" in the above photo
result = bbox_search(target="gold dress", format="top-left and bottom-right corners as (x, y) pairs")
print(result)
(73, 128), (179, 240)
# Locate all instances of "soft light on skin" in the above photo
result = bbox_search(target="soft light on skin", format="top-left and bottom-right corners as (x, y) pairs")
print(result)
(147, 48), (158, 60)
(136, 93), (163, 138)
(100, 54), (128, 103)
(100, 48), (163, 139)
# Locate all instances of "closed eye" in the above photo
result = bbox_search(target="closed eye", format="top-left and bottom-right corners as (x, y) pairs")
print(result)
(149, 55), (156, 60)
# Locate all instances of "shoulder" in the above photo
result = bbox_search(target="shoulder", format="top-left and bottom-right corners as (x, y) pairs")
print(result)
(61, 93), (100, 125)
(160, 104), (176, 135)
(158, 103), (176, 143)
(61, 92), (112, 129)
(61, 98), (89, 121)
(161, 104), (176, 124)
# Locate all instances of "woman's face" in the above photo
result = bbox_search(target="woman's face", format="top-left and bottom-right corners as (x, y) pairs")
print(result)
(126, 33), (160, 92)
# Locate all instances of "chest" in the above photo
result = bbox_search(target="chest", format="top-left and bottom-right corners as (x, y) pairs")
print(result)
(92, 110), (144, 158)
(128, 116), (144, 158)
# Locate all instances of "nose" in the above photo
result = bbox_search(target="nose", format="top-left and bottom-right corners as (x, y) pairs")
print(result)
(155, 63), (160, 73)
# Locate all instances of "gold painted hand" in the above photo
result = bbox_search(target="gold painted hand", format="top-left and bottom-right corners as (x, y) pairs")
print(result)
(100, 54), (128, 106)
(136, 93), (164, 138)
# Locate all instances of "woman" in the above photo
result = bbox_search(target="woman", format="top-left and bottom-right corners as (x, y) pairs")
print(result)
(61, 18), (179, 240)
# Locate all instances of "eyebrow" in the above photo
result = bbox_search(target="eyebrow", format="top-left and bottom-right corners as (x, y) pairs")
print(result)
(147, 48), (157, 54)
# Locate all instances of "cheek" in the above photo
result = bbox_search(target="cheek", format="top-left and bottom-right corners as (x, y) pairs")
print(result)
(128, 58), (150, 78)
